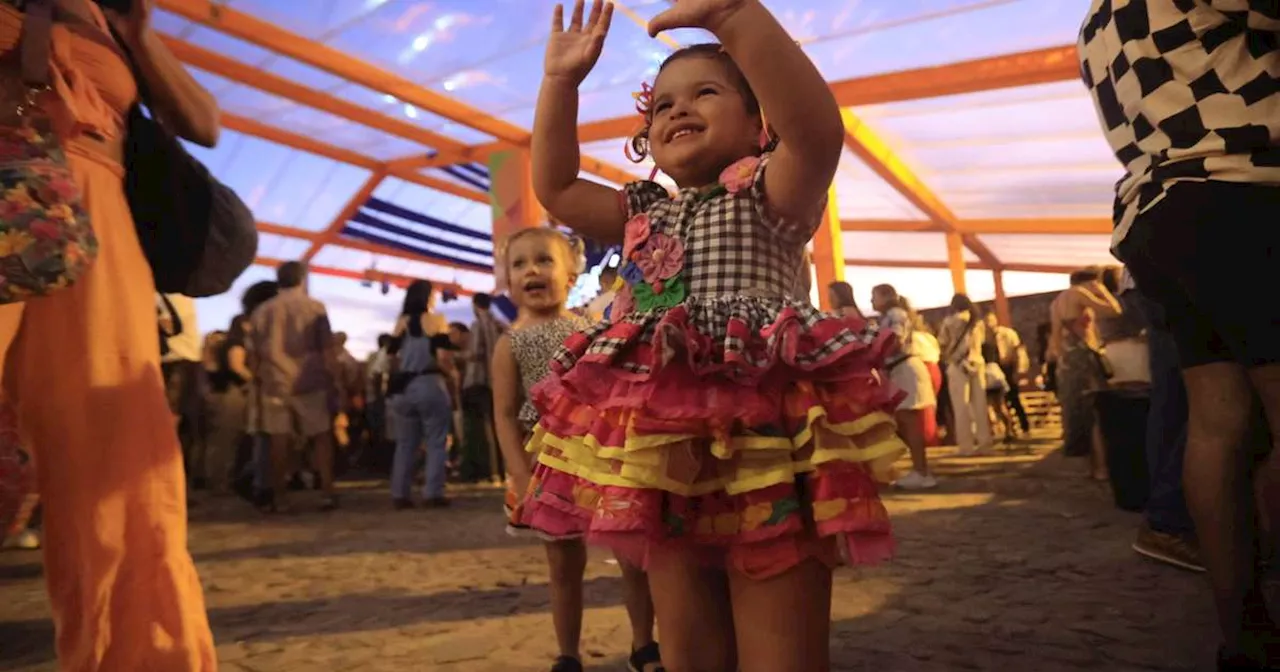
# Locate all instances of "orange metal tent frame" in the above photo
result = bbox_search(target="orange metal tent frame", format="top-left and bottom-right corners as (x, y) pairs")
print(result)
(158, 0), (1094, 319)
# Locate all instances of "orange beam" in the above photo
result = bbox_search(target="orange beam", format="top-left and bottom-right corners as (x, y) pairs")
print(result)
(614, 0), (680, 49)
(577, 44), (1078, 143)
(394, 171), (489, 204)
(842, 218), (1112, 235)
(303, 171), (387, 263)
(222, 113), (379, 169)
(388, 141), (506, 170)
(840, 109), (1001, 268)
(946, 231), (966, 294)
(256, 222), (317, 240)
(162, 36), (469, 158)
(844, 258), (1079, 275)
(327, 236), (490, 277)
(840, 219), (939, 233)
(255, 257), (474, 297)
(812, 185), (844, 310)
(390, 143), (641, 189)
(993, 269), (1012, 326)
(956, 218), (1110, 235)
(828, 44), (1079, 109)
(255, 224), (487, 277)
(157, 0), (529, 144)
(219, 114), (486, 203)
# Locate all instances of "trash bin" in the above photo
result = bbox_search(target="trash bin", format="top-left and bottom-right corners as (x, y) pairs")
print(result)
(1093, 386), (1151, 512)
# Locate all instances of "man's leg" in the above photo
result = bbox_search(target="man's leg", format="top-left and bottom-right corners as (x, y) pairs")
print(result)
(268, 433), (293, 510)
(1137, 295), (1195, 538)
(1123, 182), (1280, 665)
(258, 396), (296, 511)
(1183, 364), (1267, 661)
(295, 391), (337, 509)
(1058, 350), (1095, 458)
(1003, 364), (1030, 433)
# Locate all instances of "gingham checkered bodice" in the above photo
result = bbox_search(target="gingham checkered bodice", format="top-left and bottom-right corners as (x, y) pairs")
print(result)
(622, 154), (819, 300)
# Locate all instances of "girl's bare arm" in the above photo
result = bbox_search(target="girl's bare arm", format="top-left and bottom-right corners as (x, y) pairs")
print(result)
(532, 80), (628, 244)
(533, 1), (627, 243)
(713, 2), (844, 221)
(491, 334), (532, 492)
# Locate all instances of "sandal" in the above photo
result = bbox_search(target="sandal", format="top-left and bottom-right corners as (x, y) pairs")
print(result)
(628, 642), (664, 672)
(550, 655), (583, 672)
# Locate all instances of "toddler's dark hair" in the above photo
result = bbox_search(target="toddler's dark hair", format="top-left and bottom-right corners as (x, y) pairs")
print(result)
(628, 43), (777, 163)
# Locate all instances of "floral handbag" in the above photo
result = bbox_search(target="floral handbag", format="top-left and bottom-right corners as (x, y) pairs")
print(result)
(0, 0), (97, 304)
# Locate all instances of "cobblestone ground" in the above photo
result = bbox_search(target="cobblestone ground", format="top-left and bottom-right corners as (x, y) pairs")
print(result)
(0, 436), (1217, 671)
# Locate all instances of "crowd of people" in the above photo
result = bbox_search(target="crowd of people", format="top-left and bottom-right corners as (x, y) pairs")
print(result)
(152, 265), (512, 515)
(0, 0), (1275, 670)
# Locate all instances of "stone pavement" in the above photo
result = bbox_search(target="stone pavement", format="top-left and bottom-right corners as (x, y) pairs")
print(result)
(0, 436), (1218, 671)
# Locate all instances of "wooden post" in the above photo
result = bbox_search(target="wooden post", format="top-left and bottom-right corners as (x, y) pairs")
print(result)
(945, 231), (967, 295)
(812, 184), (845, 310)
(993, 268), (1012, 326)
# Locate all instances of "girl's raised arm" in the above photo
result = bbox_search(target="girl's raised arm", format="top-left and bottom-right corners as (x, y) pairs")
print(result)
(651, 0), (844, 222)
(533, 0), (628, 244)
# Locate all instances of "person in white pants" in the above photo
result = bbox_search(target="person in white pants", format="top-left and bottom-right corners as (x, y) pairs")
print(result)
(937, 294), (993, 456)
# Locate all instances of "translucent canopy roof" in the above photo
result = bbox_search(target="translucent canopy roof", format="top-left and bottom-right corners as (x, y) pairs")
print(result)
(165, 0), (1117, 354)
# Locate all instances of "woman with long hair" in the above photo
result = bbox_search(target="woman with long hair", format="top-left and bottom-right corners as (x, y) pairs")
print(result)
(388, 280), (457, 509)
(937, 294), (994, 456)
(827, 281), (866, 319)
(872, 284), (939, 489)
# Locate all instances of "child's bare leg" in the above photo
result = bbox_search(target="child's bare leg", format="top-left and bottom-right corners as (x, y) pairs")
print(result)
(544, 539), (588, 660)
(616, 555), (656, 650)
(647, 546), (735, 671)
(730, 556), (833, 672)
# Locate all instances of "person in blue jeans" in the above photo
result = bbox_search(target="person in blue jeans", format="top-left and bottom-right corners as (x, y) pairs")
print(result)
(1129, 289), (1202, 572)
(389, 280), (457, 509)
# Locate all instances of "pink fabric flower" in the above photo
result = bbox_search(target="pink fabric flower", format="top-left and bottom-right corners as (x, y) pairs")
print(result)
(719, 156), (762, 194)
(610, 283), (635, 318)
(635, 232), (684, 284)
(622, 213), (651, 261)
(27, 219), (61, 241)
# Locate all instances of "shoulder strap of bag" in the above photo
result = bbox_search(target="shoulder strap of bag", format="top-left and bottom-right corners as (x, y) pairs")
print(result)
(21, 0), (53, 88)
(102, 21), (157, 109)
(159, 293), (183, 337)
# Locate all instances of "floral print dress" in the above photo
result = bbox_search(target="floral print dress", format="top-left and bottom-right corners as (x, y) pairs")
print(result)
(518, 153), (907, 577)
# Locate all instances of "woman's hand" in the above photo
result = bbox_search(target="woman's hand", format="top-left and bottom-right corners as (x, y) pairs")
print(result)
(648, 0), (749, 37)
(102, 0), (153, 44)
(545, 0), (613, 84)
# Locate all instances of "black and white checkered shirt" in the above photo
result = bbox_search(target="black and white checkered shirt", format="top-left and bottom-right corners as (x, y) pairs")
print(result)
(1079, 0), (1280, 251)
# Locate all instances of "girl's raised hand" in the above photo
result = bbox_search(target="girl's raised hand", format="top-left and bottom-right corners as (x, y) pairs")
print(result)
(647, 0), (747, 37)
(544, 0), (614, 84)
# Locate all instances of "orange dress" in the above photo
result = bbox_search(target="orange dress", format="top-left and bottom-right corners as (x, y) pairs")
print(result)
(0, 5), (216, 670)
